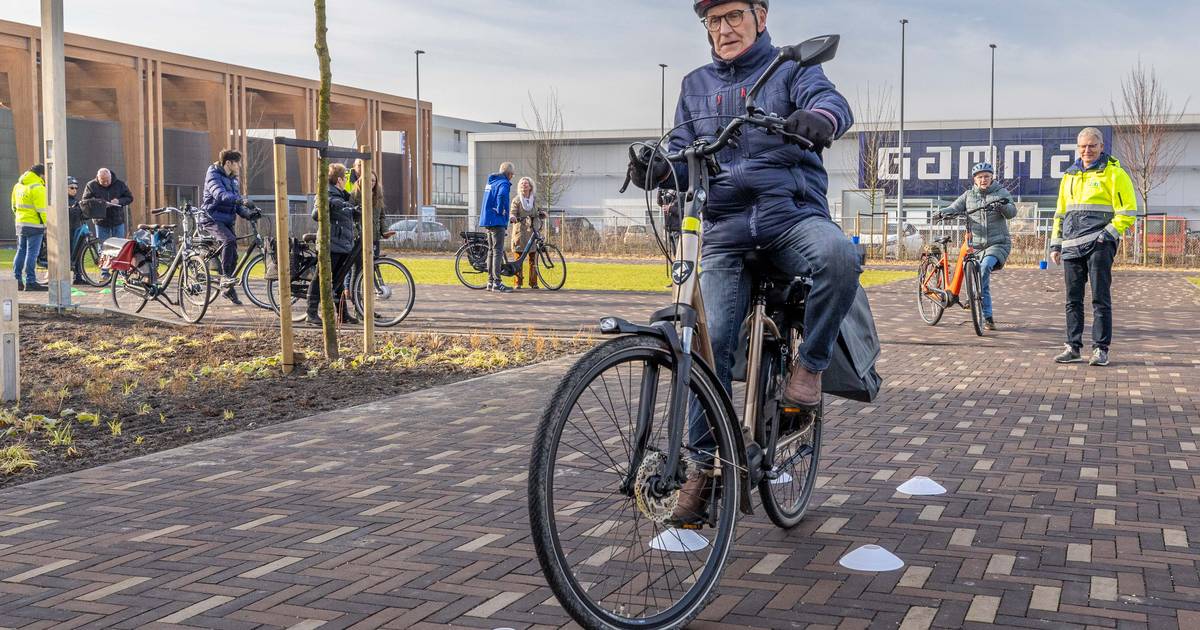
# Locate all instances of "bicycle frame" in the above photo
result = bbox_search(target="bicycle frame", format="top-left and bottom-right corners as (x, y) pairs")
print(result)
(503, 225), (547, 272)
(922, 217), (978, 306)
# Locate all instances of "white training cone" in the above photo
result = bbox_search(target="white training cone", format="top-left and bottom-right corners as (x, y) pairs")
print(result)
(838, 544), (905, 572)
(649, 528), (709, 553)
(770, 471), (794, 485)
(896, 476), (947, 496)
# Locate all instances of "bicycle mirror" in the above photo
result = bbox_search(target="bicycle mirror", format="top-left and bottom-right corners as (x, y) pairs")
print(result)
(781, 34), (840, 67)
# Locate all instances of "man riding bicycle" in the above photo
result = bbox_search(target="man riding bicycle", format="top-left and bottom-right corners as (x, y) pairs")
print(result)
(628, 0), (858, 519)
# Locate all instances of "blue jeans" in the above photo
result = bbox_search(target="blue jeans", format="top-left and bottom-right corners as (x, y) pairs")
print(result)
(979, 255), (999, 319)
(14, 226), (46, 284)
(689, 216), (862, 455)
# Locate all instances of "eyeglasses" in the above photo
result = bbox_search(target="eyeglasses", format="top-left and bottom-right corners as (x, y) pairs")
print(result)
(1077, 143), (1101, 150)
(701, 8), (754, 32)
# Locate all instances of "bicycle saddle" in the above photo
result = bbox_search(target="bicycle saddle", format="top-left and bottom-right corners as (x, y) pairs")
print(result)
(301, 233), (318, 243)
(136, 223), (170, 231)
(743, 251), (812, 285)
(935, 236), (953, 245)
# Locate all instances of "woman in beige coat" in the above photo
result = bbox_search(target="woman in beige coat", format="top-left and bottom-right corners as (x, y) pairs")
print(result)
(509, 176), (546, 288)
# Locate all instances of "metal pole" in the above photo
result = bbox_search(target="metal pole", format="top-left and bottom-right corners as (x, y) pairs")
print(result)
(896, 19), (907, 261)
(659, 63), (668, 138)
(41, 0), (71, 307)
(989, 43), (997, 165)
(414, 50), (425, 214)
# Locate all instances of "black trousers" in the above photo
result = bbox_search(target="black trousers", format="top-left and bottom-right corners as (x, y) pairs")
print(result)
(307, 251), (353, 315)
(1063, 238), (1116, 352)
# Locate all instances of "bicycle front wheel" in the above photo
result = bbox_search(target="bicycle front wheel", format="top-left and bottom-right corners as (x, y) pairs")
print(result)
(965, 259), (985, 336)
(240, 253), (274, 310)
(529, 334), (741, 630)
(177, 254), (212, 324)
(353, 257), (415, 327)
(535, 243), (567, 291)
(917, 256), (945, 325)
(454, 242), (490, 289)
(76, 239), (106, 287)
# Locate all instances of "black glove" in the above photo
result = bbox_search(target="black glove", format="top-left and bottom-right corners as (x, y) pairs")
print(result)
(246, 209), (263, 221)
(931, 211), (945, 222)
(783, 110), (835, 148)
(627, 144), (671, 191)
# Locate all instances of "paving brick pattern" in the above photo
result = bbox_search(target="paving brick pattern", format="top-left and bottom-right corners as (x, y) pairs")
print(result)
(1, 269), (1198, 629)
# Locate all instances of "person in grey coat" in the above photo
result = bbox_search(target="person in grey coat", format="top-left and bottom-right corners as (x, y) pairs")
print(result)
(936, 162), (1016, 330)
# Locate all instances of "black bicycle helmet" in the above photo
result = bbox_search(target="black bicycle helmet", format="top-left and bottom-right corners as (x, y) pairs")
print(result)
(694, 0), (768, 17)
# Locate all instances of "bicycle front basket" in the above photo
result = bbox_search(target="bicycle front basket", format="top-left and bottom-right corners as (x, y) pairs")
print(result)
(99, 238), (136, 271)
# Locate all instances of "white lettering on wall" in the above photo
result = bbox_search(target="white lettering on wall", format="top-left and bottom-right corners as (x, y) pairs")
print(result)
(1050, 144), (1077, 178)
(877, 147), (911, 181)
(958, 146), (993, 179)
(917, 146), (952, 180)
(1004, 145), (1045, 179)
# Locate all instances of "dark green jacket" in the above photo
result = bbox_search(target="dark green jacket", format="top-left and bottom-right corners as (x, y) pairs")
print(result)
(944, 183), (1017, 265)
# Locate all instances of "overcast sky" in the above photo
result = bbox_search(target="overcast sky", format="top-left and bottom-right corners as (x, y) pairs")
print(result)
(3, 1), (1196, 130)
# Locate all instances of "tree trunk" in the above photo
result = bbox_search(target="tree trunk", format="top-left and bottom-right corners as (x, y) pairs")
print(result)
(314, 0), (337, 359)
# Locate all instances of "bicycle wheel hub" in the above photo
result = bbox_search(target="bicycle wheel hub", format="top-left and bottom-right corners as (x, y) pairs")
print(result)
(633, 451), (695, 524)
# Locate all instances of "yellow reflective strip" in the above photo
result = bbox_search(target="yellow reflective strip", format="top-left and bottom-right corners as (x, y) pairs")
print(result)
(681, 216), (701, 233)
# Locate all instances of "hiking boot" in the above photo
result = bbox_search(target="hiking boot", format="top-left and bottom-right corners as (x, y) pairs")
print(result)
(671, 473), (711, 526)
(15, 279), (23, 292)
(305, 311), (322, 326)
(23, 281), (48, 292)
(222, 287), (242, 305)
(1054, 345), (1082, 363)
(984, 317), (996, 331)
(1089, 348), (1109, 367)
(782, 365), (822, 408)
(72, 276), (88, 286)
(341, 309), (359, 325)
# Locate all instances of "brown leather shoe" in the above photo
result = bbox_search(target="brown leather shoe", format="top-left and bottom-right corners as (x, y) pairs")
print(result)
(783, 365), (822, 408)
(670, 473), (710, 525)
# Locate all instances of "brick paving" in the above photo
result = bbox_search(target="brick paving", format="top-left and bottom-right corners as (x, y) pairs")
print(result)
(1, 268), (1199, 629)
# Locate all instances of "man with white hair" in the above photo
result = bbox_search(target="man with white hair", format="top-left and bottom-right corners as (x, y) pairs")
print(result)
(480, 161), (515, 293)
(1050, 127), (1136, 366)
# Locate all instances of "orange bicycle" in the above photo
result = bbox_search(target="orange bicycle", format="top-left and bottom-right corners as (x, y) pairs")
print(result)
(917, 200), (1007, 336)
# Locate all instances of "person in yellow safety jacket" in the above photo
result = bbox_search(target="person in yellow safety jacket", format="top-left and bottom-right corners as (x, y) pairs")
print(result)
(1049, 127), (1136, 367)
(10, 164), (50, 292)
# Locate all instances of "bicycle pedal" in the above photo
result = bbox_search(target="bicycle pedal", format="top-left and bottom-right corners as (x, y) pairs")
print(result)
(781, 406), (804, 414)
(677, 522), (704, 531)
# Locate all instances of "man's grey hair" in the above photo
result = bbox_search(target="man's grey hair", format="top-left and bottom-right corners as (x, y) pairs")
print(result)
(97, 167), (112, 177)
(1077, 127), (1105, 147)
(499, 162), (515, 176)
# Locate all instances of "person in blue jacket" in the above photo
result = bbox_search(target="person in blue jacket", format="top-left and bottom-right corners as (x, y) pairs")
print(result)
(627, 0), (858, 523)
(480, 162), (515, 292)
(199, 149), (260, 304)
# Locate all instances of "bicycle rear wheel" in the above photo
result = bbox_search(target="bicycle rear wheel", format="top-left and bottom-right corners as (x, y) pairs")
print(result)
(535, 243), (567, 291)
(76, 238), (106, 287)
(965, 259), (985, 336)
(353, 257), (415, 327)
(454, 242), (490, 289)
(758, 341), (822, 529)
(240, 253), (273, 310)
(530, 334), (740, 630)
(177, 254), (211, 324)
(110, 270), (149, 313)
(917, 256), (946, 325)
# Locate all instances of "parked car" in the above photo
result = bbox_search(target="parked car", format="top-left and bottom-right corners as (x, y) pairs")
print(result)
(387, 219), (451, 248)
(622, 224), (654, 246)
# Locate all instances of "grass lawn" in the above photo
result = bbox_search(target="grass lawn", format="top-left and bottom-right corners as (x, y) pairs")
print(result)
(1188, 277), (1200, 289)
(398, 256), (912, 292)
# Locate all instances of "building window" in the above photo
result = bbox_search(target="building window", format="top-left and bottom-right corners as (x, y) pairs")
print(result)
(433, 164), (466, 206)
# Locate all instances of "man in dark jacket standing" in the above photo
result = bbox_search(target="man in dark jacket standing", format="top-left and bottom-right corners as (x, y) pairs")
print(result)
(628, 0), (857, 522)
(200, 149), (260, 304)
(480, 162), (514, 293)
(81, 168), (133, 243)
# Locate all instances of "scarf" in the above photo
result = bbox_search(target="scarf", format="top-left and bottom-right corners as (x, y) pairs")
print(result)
(521, 195), (534, 212)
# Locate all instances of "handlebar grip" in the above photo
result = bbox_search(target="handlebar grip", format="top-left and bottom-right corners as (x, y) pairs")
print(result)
(151, 207), (169, 215)
(618, 171), (632, 194)
(779, 129), (816, 150)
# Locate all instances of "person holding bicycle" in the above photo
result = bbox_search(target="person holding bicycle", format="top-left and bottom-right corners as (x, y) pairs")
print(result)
(480, 162), (515, 293)
(509, 176), (545, 289)
(199, 149), (261, 305)
(933, 162), (1015, 331)
(628, 0), (856, 519)
(305, 163), (360, 326)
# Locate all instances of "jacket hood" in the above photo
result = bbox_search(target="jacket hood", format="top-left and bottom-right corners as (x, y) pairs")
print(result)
(488, 173), (510, 186)
(711, 30), (774, 80)
(18, 170), (44, 186)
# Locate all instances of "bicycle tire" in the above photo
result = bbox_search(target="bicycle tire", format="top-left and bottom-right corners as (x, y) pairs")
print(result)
(240, 253), (274, 310)
(530, 334), (740, 630)
(965, 259), (985, 336)
(454, 242), (490, 289)
(536, 243), (568, 291)
(758, 341), (822, 529)
(75, 238), (106, 287)
(353, 257), (415, 327)
(177, 254), (212, 324)
(110, 270), (148, 313)
(917, 256), (946, 326)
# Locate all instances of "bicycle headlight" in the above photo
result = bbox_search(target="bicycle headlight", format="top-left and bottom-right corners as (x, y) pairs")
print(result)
(600, 317), (619, 333)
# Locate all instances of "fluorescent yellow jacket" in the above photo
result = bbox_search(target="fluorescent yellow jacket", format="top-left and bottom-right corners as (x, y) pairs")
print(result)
(10, 170), (48, 228)
(1051, 154), (1136, 259)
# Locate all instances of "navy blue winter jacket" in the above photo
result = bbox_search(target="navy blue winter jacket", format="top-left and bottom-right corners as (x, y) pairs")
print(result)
(668, 31), (853, 253)
(480, 173), (511, 228)
(200, 163), (249, 227)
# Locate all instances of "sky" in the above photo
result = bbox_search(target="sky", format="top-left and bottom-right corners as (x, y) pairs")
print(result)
(2, 1), (1196, 131)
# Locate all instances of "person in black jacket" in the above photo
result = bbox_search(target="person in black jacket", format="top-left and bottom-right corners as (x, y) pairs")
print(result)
(81, 168), (133, 242)
(306, 163), (361, 326)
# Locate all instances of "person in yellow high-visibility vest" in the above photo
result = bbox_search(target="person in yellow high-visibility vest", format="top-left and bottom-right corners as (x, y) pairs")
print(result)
(10, 164), (49, 292)
(1049, 127), (1137, 367)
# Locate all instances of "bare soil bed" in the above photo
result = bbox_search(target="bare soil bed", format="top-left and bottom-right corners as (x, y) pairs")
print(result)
(0, 311), (590, 489)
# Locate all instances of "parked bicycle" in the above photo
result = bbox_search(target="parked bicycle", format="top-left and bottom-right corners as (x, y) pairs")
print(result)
(527, 36), (839, 629)
(454, 224), (567, 291)
(265, 231), (416, 327)
(72, 219), (107, 287)
(916, 199), (1008, 336)
(102, 207), (212, 323)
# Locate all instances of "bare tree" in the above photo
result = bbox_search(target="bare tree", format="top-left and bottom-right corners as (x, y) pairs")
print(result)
(313, 0), (337, 357)
(524, 89), (574, 214)
(1107, 60), (1188, 219)
(843, 83), (896, 251)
